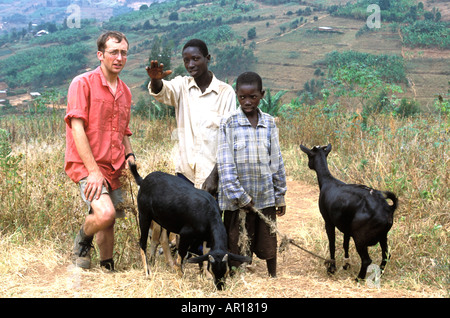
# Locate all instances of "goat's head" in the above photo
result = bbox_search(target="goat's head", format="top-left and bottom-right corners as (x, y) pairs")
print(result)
(187, 251), (251, 290)
(300, 144), (332, 170)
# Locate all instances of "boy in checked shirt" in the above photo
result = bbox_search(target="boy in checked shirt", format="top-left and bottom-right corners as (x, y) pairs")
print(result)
(217, 72), (287, 277)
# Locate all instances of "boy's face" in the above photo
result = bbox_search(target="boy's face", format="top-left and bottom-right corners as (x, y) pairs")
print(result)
(182, 46), (210, 79)
(237, 83), (265, 116)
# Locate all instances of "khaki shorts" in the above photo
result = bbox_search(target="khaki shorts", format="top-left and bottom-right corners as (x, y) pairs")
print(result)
(78, 178), (126, 218)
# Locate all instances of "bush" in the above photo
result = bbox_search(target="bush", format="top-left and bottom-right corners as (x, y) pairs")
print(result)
(0, 128), (23, 220)
(169, 12), (179, 21)
(132, 95), (175, 119)
(394, 98), (421, 117)
(401, 20), (450, 49)
(247, 27), (256, 40)
(323, 50), (407, 84)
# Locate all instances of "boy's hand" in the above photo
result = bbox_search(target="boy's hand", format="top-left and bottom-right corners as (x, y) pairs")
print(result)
(146, 60), (173, 80)
(242, 200), (255, 213)
(276, 206), (286, 216)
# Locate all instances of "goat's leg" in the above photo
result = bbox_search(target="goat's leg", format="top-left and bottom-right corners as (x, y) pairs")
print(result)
(324, 223), (336, 274)
(355, 243), (372, 281)
(343, 233), (351, 270)
(139, 213), (152, 276)
(379, 235), (390, 272)
(148, 222), (161, 266)
(160, 227), (175, 268)
(201, 242), (212, 278)
(175, 235), (190, 277)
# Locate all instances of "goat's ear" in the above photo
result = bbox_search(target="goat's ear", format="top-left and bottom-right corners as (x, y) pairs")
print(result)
(300, 144), (310, 155)
(324, 143), (332, 155)
(222, 254), (228, 263)
(209, 254), (215, 263)
(187, 254), (209, 264)
(228, 253), (252, 263)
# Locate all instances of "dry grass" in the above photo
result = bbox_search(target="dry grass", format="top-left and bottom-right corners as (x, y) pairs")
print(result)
(0, 110), (448, 298)
(0, 197), (445, 298)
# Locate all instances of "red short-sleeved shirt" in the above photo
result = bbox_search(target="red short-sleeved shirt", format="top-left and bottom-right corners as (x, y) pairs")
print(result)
(64, 66), (132, 190)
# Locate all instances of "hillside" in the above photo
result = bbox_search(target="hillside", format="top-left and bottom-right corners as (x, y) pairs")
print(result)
(0, 0), (449, 111)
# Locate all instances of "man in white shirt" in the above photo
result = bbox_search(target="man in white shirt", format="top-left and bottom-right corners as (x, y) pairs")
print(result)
(146, 39), (236, 189)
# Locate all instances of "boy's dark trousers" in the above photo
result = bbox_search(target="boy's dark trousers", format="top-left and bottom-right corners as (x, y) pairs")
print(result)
(223, 206), (277, 276)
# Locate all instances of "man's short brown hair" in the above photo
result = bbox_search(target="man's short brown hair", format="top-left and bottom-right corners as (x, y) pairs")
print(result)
(97, 31), (129, 52)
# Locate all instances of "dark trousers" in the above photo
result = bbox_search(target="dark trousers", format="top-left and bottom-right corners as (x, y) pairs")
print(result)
(223, 206), (277, 268)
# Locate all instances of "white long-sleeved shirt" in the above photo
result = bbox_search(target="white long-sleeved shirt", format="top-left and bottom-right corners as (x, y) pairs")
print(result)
(149, 73), (236, 188)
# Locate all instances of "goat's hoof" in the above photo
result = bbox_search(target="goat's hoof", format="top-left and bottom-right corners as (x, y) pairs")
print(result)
(343, 258), (350, 270)
(326, 265), (336, 275)
(325, 259), (336, 274)
(175, 265), (183, 277)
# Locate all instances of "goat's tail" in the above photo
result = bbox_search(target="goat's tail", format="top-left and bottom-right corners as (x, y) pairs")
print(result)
(384, 191), (398, 212)
(128, 162), (143, 186)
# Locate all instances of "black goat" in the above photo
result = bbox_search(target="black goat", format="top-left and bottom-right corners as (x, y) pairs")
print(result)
(300, 144), (398, 281)
(128, 163), (251, 290)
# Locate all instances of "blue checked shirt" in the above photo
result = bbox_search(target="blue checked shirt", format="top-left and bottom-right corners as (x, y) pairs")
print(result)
(217, 107), (287, 211)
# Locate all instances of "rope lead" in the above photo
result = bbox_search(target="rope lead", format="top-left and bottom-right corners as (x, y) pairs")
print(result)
(238, 206), (330, 263)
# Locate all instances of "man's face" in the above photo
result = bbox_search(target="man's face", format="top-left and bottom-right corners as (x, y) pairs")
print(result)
(182, 46), (210, 79)
(97, 38), (128, 76)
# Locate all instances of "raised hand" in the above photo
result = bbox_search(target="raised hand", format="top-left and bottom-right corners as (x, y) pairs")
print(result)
(146, 60), (173, 80)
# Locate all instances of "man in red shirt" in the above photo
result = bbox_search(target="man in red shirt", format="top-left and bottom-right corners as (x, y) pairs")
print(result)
(65, 31), (135, 271)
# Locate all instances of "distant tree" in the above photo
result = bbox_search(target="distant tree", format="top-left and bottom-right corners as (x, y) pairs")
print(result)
(424, 11), (434, 20)
(143, 20), (151, 30)
(314, 68), (324, 77)
(48, 23), (58, 33)
(247, 27), (256, 40)
(149, 36), (171, 70)
(378, 0), (391, 11)
(211, 45), (257, 78)
(435, 10), (441, 22)
(408, 6), (418, 21)
(169, 12), (179, 21)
